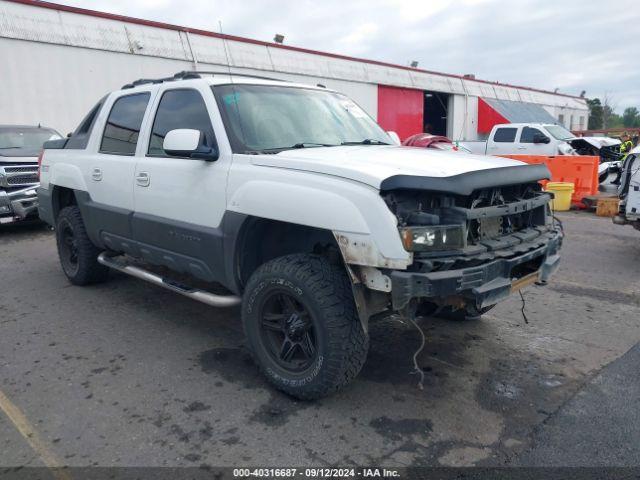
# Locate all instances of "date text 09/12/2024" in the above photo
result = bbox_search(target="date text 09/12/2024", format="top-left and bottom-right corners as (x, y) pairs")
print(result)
(232, 468), (401, 478)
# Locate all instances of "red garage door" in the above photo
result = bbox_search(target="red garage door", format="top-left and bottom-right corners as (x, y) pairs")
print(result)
(377, 85), (423, 141)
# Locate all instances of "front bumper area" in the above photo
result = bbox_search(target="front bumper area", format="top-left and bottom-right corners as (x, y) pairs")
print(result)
(390, 229), (562, 310)
(0, 186), (39, 224)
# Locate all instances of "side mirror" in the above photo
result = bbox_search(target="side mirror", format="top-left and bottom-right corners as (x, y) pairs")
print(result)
(533, 133), (551, 144)
(163, 129), (219, 161)
(387, 131), (401, 145)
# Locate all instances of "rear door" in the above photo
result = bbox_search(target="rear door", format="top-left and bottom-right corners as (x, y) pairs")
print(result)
(488, 126), (519, 155)
(132, 84), (231, 283)
(80, 90), (154, 242)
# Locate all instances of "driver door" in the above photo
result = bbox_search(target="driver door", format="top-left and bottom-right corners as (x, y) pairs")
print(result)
(132, 84), (231, 283)
(516, 126), (552, 155)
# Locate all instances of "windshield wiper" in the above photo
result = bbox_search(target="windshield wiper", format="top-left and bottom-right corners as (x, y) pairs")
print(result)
(341, 139), (390, 146)
(292, 142), (336, 148)
(256, 142), (337, 153)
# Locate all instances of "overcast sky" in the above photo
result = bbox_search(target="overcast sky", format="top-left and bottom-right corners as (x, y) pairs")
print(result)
(62, 0), (640, 112)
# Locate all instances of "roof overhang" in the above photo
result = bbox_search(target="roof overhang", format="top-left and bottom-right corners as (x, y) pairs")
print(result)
(477, 98), (558, 134)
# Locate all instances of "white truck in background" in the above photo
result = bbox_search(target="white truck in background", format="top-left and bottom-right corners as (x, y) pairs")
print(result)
(614, 146), (640, 231)
(461, 123), (623, 182)
(462, 123), (577, 156)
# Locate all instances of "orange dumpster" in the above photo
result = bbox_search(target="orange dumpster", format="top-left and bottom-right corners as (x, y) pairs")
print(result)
(500, 155), (599, 205)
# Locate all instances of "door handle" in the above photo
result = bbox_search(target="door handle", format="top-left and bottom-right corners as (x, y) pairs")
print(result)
(136, 172), (150, 187)
(517, 146), (527, 150)
(91, 167), (102, 181)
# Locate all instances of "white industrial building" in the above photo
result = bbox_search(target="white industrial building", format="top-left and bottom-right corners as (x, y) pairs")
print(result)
(0, 0), (589, 140)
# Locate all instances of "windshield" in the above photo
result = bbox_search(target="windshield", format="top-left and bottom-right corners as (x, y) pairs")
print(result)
(0, 127), (62, 151)
(545, 125), (574, 141)
(213, 84), (390, 153)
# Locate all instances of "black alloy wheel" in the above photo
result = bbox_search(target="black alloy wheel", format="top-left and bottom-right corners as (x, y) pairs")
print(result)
(58, 221), (80, 276)
(259, 292), (318, 373)
(55, 206), (109, 285)
(241, 253), (369, 399)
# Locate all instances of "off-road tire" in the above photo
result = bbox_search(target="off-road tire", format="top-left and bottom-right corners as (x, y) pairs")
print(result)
(56, 206), (109, 285)
(242, 254), (369, 400)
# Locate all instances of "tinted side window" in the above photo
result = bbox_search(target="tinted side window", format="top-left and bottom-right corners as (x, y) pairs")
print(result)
(148, 89), (215, 156)
(520, 127), (544, 143)
(493, 127), (517, 143)
(66, 96), (107, 149)
(100, 93), (150, 155)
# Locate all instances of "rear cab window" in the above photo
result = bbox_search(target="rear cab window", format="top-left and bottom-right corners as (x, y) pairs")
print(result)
(65, 97), (107, 149)
(100, 93), (150, 156)
(493, 127), (517, 143)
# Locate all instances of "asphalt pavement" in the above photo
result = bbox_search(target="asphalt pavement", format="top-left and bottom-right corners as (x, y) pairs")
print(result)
(1, 211), (639, 468)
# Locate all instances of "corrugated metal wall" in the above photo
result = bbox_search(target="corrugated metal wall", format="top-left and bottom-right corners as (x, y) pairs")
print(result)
(0, 0), (589, 138)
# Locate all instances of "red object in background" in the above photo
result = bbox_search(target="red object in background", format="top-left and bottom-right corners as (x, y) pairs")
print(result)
(477, 97), (509, 134)
(403, 133), (453, 148)
(377, 85), (423, 141)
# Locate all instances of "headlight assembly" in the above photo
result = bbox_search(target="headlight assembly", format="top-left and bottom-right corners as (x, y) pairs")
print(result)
(399, 225), (466, 252)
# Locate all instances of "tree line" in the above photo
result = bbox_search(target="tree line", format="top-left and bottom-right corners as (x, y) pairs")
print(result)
(587, 97), (640, 130)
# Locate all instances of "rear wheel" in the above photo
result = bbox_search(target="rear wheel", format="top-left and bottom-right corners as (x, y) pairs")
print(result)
(56, 206), (109, 285)
(242, 254), (369, 400)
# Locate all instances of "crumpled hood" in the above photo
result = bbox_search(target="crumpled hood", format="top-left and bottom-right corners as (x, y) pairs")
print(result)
(568, 136), (621, 150)
(251, 145), (528, 189)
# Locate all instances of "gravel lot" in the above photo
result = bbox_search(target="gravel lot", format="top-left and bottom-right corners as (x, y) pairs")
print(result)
(1, 211), (639, 469)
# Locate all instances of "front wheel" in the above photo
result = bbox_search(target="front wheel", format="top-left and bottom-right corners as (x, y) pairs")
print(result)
(242, 254), (369, 400)
(56, 206), (109, 285)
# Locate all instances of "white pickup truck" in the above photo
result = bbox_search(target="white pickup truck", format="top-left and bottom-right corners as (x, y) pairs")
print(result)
(37, 72), (562, 399)
(463, 123), (621, 157)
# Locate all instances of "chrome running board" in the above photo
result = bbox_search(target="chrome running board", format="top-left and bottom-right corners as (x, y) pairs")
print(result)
(97, 253), (241, 308)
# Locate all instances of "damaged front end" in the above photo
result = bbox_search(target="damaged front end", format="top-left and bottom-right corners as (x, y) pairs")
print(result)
(380, 172), (562, 315)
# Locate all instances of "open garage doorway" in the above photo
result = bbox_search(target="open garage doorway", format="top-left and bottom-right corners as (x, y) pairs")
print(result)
(423, 91), (449, 136)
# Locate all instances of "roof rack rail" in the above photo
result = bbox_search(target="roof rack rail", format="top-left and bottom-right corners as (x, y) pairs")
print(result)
(122, 71), (200, 89)
(181, 71), (286, 82)
(122, 70), (286, 89)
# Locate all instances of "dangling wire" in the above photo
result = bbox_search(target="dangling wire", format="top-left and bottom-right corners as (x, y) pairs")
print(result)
(406, 315), (426, 390)
(519, 290), (529, 325)
(552, 214), (564, 234)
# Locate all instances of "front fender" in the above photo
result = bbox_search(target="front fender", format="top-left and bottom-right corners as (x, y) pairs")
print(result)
(228, 180), (370, 233)
(227, 173), (411, 269)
